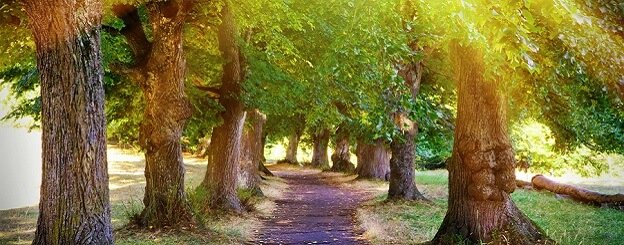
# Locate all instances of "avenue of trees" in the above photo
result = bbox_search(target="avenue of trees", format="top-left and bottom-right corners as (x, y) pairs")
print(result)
(1, 0), (623, 244)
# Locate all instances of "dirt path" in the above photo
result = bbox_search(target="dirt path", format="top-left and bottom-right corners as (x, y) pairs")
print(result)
(253, 167), (371, 245)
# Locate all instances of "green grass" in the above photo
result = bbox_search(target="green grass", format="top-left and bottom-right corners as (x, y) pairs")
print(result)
(360, 171), (624, 245)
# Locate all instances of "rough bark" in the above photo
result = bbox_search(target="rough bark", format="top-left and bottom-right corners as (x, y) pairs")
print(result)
(387, 119), (426, 200)
(283, 131), (301, 164)
(110, 1), (195, 228)
(532, 175), (624, 207)
(432, 42), (552, 244)
(330, 126), (355, 173)
(25, 0), (114, 243)
(201, 1), (246, 212)
(356, 139), (390, 181)
(238, 109), (266, 196)
(310, 128), (331, 170)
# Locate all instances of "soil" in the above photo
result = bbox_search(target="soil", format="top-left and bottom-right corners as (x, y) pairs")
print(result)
(253, 166), (371, 244)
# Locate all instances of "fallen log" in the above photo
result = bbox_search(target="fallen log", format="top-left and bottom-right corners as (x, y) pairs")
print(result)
(516, 179), (533, 189)
(531, 175), (624, 207)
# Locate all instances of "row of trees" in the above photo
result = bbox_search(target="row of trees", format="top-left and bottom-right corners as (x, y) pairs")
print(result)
(1, 0), (624, 244)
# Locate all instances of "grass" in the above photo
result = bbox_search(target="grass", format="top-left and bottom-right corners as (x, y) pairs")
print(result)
(0, 146), (285, 245)
(356, 170), (624, 245)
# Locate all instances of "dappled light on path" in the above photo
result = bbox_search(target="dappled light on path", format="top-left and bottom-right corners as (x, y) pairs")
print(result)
(254, 165), (372, 244)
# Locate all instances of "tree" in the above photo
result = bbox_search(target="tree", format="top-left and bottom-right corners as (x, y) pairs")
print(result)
(22, 0), (114, 243)
(310, 128), (331, 169)
(201, 0), (247, 212)
(109, 1), (195, 227)
(356, 139), (390, 180)
(330, 124), (355, 172)
(432, 42), (552, 244)
(238, 109), (266, 196)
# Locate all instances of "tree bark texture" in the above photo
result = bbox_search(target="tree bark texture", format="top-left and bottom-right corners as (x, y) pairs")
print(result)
(238, 109), (266, 196)
(25, 0), (114, 243)
(532, 175), (624, 207)
(310, 128), (331, 170)
(330, 125), (355, 172)
(201, 1), (246, 212)
(387, 121), (426, 200)
(111, 1), (195, 228)
(139, 1), (194, 228)
(432, 42), (552, 244)
(356, 139), (390, 181)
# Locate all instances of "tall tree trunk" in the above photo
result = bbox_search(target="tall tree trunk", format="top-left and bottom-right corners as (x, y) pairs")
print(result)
(201, 1), (246, 212)
(387, 51), (426, 201)
(136, 1), (194, 227)
(432, 42), (552, 244)
(310, 128), (331, 169)
(25, 0), (114, 243)
(238, 109), (265, 196)
(330, 126), (355, 172)
(283, 131), (301, 164)
(356, 139), (390, 181)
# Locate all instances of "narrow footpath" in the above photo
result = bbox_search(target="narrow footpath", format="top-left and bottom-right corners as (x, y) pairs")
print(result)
(253, 167), (371, 245)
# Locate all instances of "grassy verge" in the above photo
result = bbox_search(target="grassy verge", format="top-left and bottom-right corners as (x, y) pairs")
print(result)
(356, 170), (624, 245)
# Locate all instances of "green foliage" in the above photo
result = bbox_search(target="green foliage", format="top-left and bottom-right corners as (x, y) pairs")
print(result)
(512, 120), (609, 176)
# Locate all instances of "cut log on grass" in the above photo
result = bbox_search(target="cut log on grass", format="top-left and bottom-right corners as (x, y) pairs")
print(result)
(516, 179), (533, 189)
(532, 175), (624, 207)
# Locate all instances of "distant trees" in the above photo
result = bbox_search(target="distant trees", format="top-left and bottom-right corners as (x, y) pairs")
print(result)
(23, 0), (114, 243)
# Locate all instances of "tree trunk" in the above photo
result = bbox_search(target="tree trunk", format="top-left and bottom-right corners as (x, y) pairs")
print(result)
(25, 0), (114, 243)
(238, 109), (266, 196)
(330, 126), (355, 172)
(283, 131), (301, 164)
(258, 132), (274, 176)
(388, 47), (426, 201)
(201, 1), (246, 212)
(432, 42), (552, 244)
(356, 139), (390, 181)
(136, 1), (195, 228)
(532, 175), (624, 207)
(310, 128), (331, 170)
(387, 119), (426, 200)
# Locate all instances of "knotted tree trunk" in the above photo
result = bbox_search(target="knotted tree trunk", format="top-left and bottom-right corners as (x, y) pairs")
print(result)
(25, 0), (114, 243)
(330, 125), (355, 172)
(310, 128), (331, 169)
(201, 1), (246, 212)
(432, 42), (552, 244)
(356, 139), (390, 181)
(238, 110), (266, 196)
(388, 45), (426, 201)
(110, 1), (195, 228)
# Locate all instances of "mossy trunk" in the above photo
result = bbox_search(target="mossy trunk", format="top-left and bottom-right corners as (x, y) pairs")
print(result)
(431, 42), (553, 244)
(26, 0), (114, 243)
(356, 139), (390, 181)
(330, 125), (355, 172)
(310, 128), (331, 170)
(201, 1), (245, 212)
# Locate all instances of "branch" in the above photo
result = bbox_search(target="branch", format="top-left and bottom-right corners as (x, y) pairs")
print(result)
(112, 4), (151, 66)
(192, 80), (221, 98)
